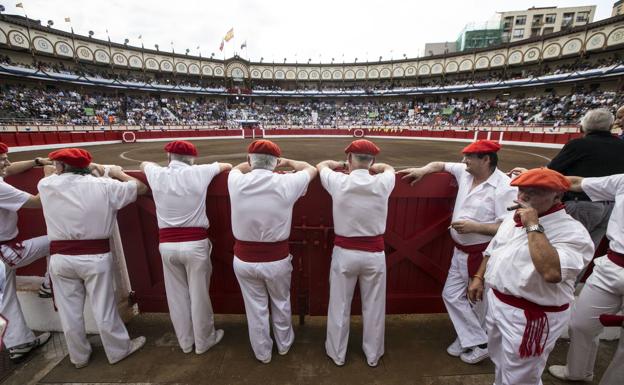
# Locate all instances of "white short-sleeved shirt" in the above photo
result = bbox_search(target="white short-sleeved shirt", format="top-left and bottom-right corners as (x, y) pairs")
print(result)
(144, 160), (220, 229)
(484, 209), (594, 306)
(444, 163), (517, 246)
(38, 173), (138, 240)
(582, 174), (624, 254)
(320, 168), (395, 236)
(0, 177), (30, 241)
(228, 169), (310, 242)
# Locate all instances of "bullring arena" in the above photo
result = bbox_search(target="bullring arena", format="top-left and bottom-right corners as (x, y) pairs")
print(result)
(1, 1), (624, 384)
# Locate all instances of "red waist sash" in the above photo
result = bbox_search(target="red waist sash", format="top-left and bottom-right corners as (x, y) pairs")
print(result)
(493, 289), (569, 358)
(159, 227), (209, 243)
(607, 249), (624, 268)
(334, 235), (385, 252)
(454, 241), (490, 277)
(50, 239), (110, 255)
(234, 240), (290, 263)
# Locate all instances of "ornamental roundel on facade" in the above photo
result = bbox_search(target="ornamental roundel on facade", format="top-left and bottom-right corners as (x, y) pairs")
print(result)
(586, 33), (605, 50)
(562, 39), (582, 55)
(524, 48), (540, 62)
(129, 56), (142, 68)
(380, 68), (391, 78)
(321, 70), (331, 80)
(250, 69), (261, 78)
(356, 69), (366, 79)
(113, 53), (127, 65)
(475, 57), (489, 69)
(274, 70), (285, 79)
(508, 51), (522, 64)
(418, 65), (430, 75)
(145, 58), (158, 69)
(176, 63), (188, 73)
(344, 70), (355, 79)
(262, 69), (273, 79)
(298, 71), (309, 80)
(608, 28), (624, 46)
(332, 70), (343, 80)
(202, 66), (213, 76)
(214, 67), (224, 76)
(459, 59), (473, 71)
(309, 70), (320, 80)
(34, 37), (52, 53)
(393, 67), (405, 77)
(55, 41), (73, 57)
(405, 66), (416, 76)
(77, 47), (93, 60)
(9, 31), (28, 48)
(188, 64), (200, 74)
(368, 69), (379, 78)
(161, 61), (173, 71)
(286, 70), (296, 80)
(445, 62), (458, 72)
(490, 55), (504, 67)
(430, 64), (443, 74)
(231, 67), (244, 78)
(95, 50), (110, 63)
(543, 44), (560, 58)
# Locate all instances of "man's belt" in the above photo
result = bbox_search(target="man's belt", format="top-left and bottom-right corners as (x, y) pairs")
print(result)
(493, 289), (569, 358)
(50, 239), (110, 255)
(234, 240), (289, 263)
(454, 241), (489, 277)
(159, 227), (209, 243)
(334, 235), (385, 252)
(607, 249), (624, 268)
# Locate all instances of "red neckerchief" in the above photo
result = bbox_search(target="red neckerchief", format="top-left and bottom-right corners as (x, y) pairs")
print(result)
(513, 203), (566, 227)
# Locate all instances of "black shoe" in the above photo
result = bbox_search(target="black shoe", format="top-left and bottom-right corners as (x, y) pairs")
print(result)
(8, 332), (52, 363)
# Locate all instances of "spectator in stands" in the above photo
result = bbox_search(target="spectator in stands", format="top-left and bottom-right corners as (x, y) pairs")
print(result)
(39, 149), (148, 368)
(0, 143), (53, 362)
(399, 140), (517, 364)
(468, 168), (594, 385)
(317, 139), (395, 367)
(548, 173), (624, 384)
(228, 140), (316, 363)
(613, 105), (624, 139)
(546, 108), (624, 247)
(140, 141), (231, 355)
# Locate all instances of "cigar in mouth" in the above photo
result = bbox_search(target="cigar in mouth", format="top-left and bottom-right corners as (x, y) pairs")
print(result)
(507, 203), (522, 211)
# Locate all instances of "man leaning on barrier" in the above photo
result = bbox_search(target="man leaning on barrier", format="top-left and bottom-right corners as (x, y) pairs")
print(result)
(399, 140), (517, 364)
(317, 139), (395, 367)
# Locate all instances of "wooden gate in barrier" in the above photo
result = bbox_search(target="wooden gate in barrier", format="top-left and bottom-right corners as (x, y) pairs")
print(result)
(11, 169), (458, 317)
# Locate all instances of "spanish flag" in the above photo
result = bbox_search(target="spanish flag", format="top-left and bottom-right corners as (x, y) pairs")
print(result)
(15, 3), (23, 8)
(224, 28), (234, 42)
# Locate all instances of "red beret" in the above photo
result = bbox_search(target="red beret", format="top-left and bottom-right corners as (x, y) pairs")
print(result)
(248, 140), (281, 157)
(0, 142), (8, 154)
(164, 140), (198, 156)
(462, 140), (501, 154)
(510, 168), (570, 192)
(344, 139), (380, 155)
(48, 148), (92, 169)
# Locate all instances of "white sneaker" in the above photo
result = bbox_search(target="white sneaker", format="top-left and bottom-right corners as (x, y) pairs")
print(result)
(8, 332), (52, 363)
(258, 356), (272, 364)
(446, 338), (467, 357)
(196, 329), (224, 355)
(110, 336), (146, 365)
(278, 344), (291, 356)
(460, 346), (489, 364)
(327, 354), (344, 367)
(548, 365), (593, 382)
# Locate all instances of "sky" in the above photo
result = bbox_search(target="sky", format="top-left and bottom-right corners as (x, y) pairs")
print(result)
(0, 0), (617, 62)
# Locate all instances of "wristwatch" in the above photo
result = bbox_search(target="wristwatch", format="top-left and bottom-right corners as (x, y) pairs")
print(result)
(525, 224), (545, 234)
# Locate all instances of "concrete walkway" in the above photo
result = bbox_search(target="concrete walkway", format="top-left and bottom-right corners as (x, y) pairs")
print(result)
(1, 313), (619, 385)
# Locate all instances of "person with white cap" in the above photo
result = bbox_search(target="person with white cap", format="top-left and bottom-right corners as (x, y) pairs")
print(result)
(317, 139), (395, 367)
(38, 148), (149, 368)
(468, 168), (594, 385)
(140, 140), (231, 355)
(548, 172), (624, 385)
(0, 141), (53, 362)
(228, 139), (316, 364)
(399, 140), (517, 364)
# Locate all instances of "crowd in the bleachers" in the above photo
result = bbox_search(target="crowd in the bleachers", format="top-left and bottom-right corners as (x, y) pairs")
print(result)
(1, 82), (623, 128)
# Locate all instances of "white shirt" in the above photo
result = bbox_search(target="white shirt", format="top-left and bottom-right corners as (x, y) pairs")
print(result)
(484, 209), (594, 306)
(0, 177), (30, 241)
(228, 169), (310, 242)
(582, 174), (624, 254)
(144, 160), (220, 229)
(444, 163), (517, 246)
(38, 173), (138, 240)
(320, 168), (395, 236)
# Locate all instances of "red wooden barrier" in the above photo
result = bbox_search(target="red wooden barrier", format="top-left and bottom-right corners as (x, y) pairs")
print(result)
(9, 169), (458, 316)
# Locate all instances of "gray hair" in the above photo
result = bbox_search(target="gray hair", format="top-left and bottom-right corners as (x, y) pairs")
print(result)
(249, 153), (278, 170)
(350, 153), (374, 168)
(169, 153), (195, 165)
(580, 108), (614, 133)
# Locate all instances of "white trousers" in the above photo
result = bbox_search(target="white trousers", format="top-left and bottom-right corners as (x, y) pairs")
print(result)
(325, 246), (386, 365)
(486, 290), (570, 385)
(159, 239), (218, 352)
(49, 252), (132, 365)
(233, 255), (294, 362)
(564, 259), (624, 385)
(0, 236), (49, 349)
(442, 247), (488, 348)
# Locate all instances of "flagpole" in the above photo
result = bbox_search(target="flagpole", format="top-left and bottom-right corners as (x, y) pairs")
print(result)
(16, 4), (35, 63)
